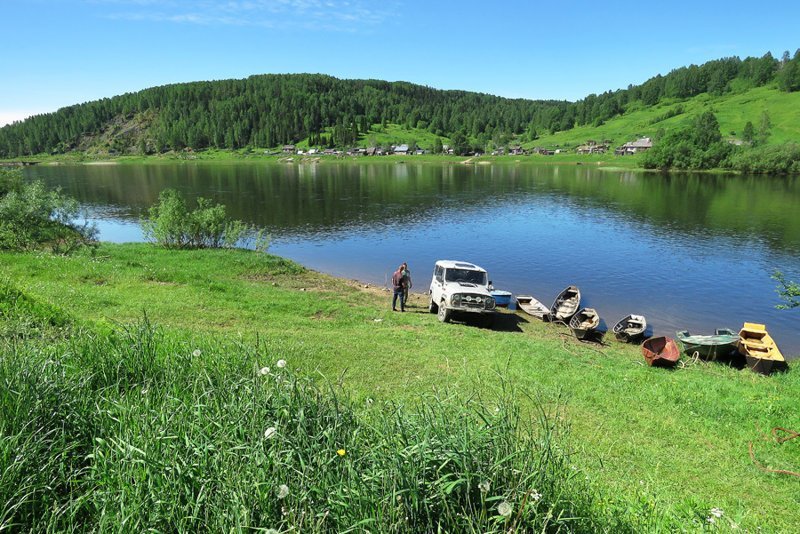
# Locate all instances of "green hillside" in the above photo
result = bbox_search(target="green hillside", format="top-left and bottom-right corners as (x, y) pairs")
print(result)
(3, 50), (800, 159)
(527, 85), (800, 150)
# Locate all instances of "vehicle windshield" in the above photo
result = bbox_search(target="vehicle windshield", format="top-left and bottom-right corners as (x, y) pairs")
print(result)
(445, 268), (487, 285)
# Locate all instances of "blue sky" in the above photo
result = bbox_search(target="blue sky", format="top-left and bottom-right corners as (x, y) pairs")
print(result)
(2, 0), (800, 125)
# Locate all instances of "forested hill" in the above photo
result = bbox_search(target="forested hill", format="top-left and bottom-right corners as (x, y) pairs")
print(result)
(1, 49), (799, 158)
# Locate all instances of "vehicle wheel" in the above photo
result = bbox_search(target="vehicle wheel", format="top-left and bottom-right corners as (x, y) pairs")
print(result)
(437, 302), (451, 323)
(429, 298), (438, 314)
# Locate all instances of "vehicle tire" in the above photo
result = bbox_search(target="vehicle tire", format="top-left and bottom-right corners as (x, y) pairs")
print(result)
(429, 298), (438, 314)
(437, 302), (451, 323)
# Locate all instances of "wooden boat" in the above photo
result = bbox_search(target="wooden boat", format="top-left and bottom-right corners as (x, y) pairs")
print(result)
(737, 322), (787, 375)
(550, 285), (580, 322)
(641, 336), (680, 367)
(490, 290), (512, 308)
(675, 328), (739, 361)
(612, 314), (647, 342)
(569, 307), (601, 340)
(515, 294), (551, 321)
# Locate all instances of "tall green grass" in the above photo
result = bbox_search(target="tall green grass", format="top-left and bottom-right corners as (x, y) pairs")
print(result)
(1, 315), (654, 532)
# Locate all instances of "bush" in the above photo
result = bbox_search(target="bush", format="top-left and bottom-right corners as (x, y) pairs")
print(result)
(0, 172), (97, 253)
(641, 112), (733, 170)
(142, 189), (268, 250)
(726, 143), (800, 174)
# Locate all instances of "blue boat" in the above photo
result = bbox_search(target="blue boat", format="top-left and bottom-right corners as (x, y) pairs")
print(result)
(490, 290), (512, 308)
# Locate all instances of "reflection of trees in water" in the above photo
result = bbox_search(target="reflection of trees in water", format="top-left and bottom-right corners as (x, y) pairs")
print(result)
(23, 163), (800, 253)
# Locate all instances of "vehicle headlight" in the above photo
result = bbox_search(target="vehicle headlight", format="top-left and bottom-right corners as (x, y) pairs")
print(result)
(485, 297), (496, 309)
(452, 294), (462, 306)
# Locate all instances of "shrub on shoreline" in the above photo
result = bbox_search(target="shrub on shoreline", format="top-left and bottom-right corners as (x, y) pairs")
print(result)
(0, 169), (97, 253)
(142, 188), (269, 250)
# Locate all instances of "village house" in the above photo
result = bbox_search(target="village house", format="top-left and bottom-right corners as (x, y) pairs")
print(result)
(282, 144), (296, 153)
(576, 140), (609, 154)
(509, 146), (525, 155)
(615, 137), (653, 155)
(393, 144), (411, 155)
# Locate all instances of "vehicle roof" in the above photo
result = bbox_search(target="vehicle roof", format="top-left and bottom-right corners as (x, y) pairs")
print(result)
(434, 260), (487, 272)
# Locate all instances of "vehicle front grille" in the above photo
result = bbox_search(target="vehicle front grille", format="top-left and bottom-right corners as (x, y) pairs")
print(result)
(455, 293), (495, 310)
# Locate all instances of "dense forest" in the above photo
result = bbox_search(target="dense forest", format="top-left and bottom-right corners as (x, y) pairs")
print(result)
(1, 49), (799, 158)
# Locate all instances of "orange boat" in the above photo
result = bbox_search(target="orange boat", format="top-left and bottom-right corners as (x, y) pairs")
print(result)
(641, 336), (680, 367)
(738, 323), (787, 375)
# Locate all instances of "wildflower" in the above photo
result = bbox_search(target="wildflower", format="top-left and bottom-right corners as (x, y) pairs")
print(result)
(710, 508), (724, 518)
(259, 366), (270, 375)
(707, 516), (716, 524)
(497, 501), (513, 517)
(276, 359), (287, 368)
(337, 449), (346, 457)
(478, 481), (490, 494)
(264, 427), (277, 439)
(277, 484), (289, 499)
(530, 489), (542, 502)
(192, 349), (202, 357)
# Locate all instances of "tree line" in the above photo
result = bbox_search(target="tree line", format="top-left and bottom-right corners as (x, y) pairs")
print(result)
(1, 50), (798, 158)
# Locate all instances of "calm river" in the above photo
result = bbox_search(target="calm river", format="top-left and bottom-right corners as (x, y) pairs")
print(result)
(25, 161), (800, 356)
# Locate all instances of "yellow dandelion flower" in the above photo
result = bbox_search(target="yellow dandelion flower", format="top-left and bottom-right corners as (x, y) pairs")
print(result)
(337, 449), (346, 457)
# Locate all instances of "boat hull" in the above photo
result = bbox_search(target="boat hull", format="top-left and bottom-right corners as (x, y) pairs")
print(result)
(676, 329), (739, 361)
(738, 322), (787, 375)
(491, 290), (512, 308)
(550, 285), (580, 322)
(612, 314), (646, 343)
(569, 308), (602, 341)
(515, 295), (551, 321)
(641, 336), (680, 367)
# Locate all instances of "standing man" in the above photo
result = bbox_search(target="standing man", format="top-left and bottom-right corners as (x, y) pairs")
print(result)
(392, 264), (406, 312)
(401, 262), (412, 306)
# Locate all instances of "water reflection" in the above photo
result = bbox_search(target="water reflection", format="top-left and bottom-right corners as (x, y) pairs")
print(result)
(25, 162), (800, 355)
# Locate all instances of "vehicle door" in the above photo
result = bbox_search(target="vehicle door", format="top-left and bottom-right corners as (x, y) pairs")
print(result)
(430, 265), (445, 301)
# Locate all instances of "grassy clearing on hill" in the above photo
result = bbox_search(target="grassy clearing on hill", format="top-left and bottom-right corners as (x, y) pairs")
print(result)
(529, 86), (800, 150)
(1, 244), (798, 531)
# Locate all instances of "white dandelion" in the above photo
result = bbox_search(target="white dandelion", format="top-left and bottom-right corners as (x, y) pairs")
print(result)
(276, 359), (287, 368)
(192, 349), (202, 357)
(259, 366), (270, 375)
(497, 501), (513, 517)
(277, 484), (289, 499)
(478, 481), (490, 494)
(530, 489), (542, 502)
(264, 427), (277, 439)
(710, 507), (724, 518)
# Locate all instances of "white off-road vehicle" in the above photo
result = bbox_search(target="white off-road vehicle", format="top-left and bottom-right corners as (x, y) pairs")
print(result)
(429, 260), (496, 324)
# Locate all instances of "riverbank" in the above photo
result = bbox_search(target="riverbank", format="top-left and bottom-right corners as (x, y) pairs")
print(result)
(1, 149), (645, 169)
(1, 243), (798, 530)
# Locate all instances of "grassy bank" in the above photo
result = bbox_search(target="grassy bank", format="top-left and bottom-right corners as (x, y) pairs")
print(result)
(4, 149), (643, 169)
(2, 244), (798, 530)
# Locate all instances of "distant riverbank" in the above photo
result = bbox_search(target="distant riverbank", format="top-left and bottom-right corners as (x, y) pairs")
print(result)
(2, 149), (644, 169)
